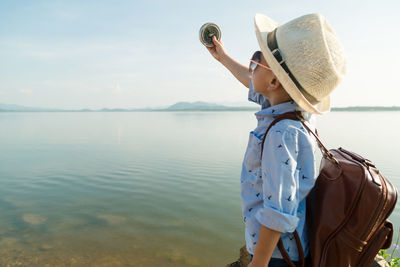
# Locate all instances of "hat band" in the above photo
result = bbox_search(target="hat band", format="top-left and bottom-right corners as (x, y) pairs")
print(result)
(267, 28), (319, 105)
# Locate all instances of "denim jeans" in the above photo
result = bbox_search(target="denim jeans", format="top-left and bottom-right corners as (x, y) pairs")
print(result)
(249, 254), (299, 267)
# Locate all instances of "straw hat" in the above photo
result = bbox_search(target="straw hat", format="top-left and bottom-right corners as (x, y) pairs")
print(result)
(254, 13), (347, 114)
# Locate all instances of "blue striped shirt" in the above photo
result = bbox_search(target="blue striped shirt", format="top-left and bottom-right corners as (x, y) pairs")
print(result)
(241, 85), (318, 261)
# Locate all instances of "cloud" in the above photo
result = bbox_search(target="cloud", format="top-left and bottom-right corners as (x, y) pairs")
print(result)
(112, 83), (122, 94)
(19, 89), (33, 95)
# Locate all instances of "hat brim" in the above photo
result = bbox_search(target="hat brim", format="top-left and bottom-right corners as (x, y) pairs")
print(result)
(254, 13), (330, 114)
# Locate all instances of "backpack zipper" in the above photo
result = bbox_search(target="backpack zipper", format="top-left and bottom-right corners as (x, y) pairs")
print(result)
(357, 178), (395, 266)
(318, 150), (367, 266)
(337, 147), (386, 241)
(338, 147), (381, 186)
(364, 176), (387, 241)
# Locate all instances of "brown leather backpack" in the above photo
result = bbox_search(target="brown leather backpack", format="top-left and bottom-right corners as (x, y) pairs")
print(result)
(260, 110), (398, 267)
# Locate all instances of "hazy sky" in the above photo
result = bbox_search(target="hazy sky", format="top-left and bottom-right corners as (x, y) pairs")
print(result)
(0, 0), (399, 109)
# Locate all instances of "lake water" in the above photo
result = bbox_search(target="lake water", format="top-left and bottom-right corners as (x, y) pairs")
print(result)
(0, 111), (399, 266)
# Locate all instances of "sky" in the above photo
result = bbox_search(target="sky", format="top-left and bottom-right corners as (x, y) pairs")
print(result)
(0, 0), (399, 109)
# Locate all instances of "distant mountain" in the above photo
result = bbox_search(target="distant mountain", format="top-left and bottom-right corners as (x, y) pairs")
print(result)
(163, 102), (400, 111)
(167, 101), (221, 110)
(0, 103), (62, 111)
(163, 101), (257, 111)
(0, 102), (399, 112)
(216, 101), (258, 108)
(331, 106), (400, 111)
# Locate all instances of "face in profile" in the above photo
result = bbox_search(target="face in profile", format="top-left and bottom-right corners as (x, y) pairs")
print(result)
(251, 52), (281, 96)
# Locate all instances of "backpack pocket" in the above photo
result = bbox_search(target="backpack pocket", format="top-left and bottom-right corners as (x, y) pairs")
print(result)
(357, 220), (393, 266)
(381, 220), (394, 249)
(336, 227), (367, 253)
(322, 226), (367, 266)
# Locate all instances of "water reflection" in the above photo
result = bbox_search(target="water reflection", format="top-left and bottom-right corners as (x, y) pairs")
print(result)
(0, 111), (398, 266)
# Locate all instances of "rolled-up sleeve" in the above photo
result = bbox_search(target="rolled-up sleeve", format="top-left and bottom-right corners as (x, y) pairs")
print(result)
(255, 127), (300, 233)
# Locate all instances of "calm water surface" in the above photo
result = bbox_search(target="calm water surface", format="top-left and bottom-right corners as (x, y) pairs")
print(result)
(0, 111), (399, 266)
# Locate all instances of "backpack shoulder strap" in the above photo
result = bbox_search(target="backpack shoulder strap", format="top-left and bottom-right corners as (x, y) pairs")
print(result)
(260, 110), (301, 153)
(261, 110), (333, 163)
(259, 110), (308, 267)
(278, 231), (305, 267)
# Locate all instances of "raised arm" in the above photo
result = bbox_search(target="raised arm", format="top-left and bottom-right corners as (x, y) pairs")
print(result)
(206, 36), (251, 88)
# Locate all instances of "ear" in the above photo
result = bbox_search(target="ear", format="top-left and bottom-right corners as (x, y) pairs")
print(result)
(268, 75), (281, 91)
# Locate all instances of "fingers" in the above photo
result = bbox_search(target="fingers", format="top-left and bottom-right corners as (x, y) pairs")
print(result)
(213, 36), (224, 49)
(206, 45), (217, 58)
(205, 36), (222, 60)
(206, 46), (215, 54)
(212, 35), (219, 46)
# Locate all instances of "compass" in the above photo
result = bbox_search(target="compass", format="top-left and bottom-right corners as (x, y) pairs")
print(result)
(199, 22), (221, 47)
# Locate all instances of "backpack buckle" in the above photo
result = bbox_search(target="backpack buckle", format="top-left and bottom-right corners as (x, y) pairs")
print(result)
(295, 111), (305, 122)
(327, 152), (339, 166)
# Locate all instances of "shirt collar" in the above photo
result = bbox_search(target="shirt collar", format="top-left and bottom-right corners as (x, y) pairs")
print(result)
(255, 99), (301, 118)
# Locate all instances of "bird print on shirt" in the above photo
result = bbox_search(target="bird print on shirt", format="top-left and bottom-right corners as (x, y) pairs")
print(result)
(240, 100), (316, 260)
